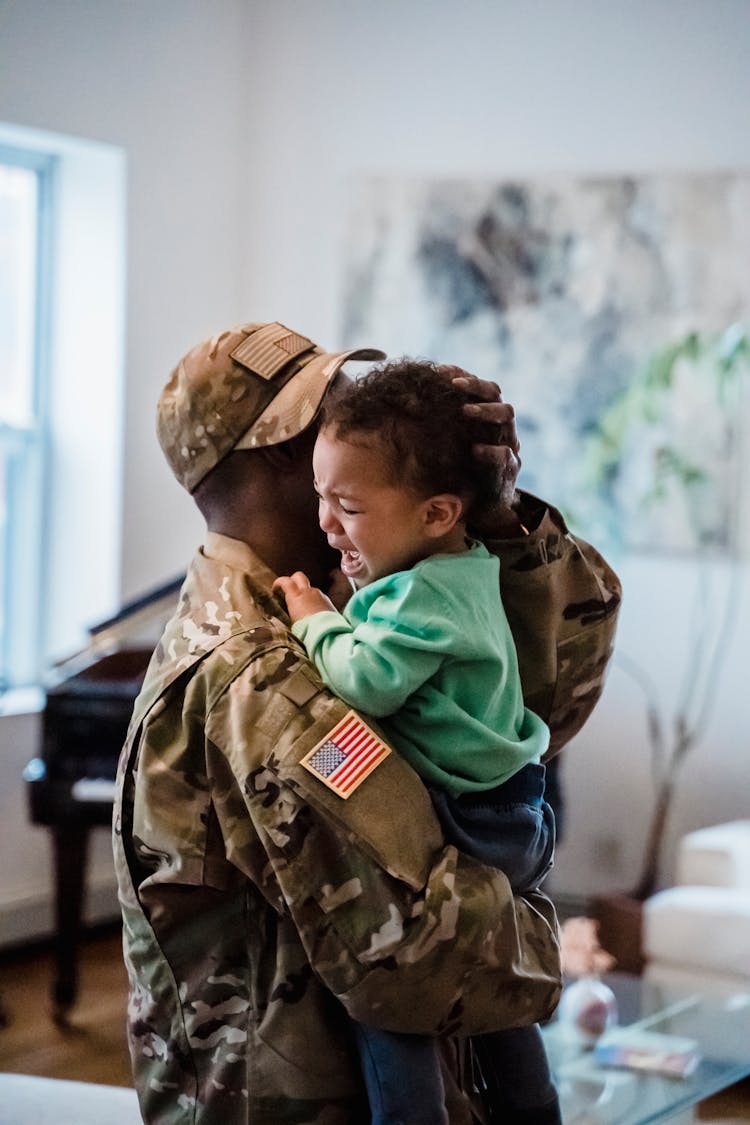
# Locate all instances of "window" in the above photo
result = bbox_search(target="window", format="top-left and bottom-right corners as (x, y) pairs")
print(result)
(0, 124), (126, 697)
(0, 148), (53, 688)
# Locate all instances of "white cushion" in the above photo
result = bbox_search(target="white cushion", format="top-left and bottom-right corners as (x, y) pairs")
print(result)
(644, 961), (750, 1000)
(0, 1074), (141, 1125)
(677, 821), (750, 890)
(643, 885), (750, 979)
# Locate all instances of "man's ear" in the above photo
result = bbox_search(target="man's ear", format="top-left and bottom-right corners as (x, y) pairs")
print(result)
(262, 427), (317, 474)
(422, 494), (465, 538)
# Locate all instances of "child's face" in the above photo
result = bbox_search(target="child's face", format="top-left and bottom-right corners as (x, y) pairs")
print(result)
(312, 428), (434, 588)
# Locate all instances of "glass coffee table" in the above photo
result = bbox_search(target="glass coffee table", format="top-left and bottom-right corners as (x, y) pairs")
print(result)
(543, 973), (750, 1123)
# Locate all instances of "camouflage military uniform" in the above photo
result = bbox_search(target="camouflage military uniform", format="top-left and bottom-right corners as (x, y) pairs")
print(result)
(114, 321), (621, 1123)
(113, 531), (564, 1125)
(488, 492), (621, 759)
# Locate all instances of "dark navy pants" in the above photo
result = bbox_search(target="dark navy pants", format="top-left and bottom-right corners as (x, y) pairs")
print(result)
(429, 761), (555, 891)
(354, 763), (560, 1125)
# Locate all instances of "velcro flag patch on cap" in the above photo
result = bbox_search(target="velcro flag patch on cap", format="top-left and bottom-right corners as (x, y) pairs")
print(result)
(301, 710), (391, 798)
(230, 322), (315, 380)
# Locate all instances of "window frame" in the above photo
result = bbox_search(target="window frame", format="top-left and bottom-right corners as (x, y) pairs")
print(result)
(0, 144), (55, 688)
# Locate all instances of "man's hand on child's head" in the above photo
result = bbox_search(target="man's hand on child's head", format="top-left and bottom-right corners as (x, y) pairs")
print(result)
(273, 572), (337, 622)
(441, 367), (525, 538)
(444, 368), (521, 478)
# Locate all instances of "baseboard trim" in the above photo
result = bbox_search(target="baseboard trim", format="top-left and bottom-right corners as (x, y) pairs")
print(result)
(0, 878), (119, 952)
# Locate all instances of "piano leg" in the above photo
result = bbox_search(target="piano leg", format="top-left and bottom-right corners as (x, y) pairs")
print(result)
(51, 822), (90, 1022)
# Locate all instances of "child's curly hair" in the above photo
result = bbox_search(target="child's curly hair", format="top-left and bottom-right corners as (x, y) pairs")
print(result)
(320, 358), (499, 525)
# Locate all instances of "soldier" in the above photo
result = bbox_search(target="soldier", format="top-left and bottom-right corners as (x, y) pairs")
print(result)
(113, 321), (620, 1124)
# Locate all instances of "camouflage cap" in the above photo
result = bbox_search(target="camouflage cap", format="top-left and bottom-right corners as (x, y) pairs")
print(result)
(157, 321), (386, 493)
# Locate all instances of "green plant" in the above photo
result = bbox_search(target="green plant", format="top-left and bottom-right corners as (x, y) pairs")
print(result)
(579, 324), (748, 554)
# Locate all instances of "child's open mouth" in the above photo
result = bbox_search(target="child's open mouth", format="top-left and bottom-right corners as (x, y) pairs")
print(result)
(339, 549), (365, 579)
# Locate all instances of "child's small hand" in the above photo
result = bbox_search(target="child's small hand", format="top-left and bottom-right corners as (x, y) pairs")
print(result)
(273, 572), (337, 623)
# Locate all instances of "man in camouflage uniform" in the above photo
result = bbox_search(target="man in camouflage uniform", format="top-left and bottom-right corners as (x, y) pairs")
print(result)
(114, 322), (620, 1124)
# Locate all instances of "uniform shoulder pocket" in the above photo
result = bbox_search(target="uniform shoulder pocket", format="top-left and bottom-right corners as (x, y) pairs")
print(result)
(274, 704), (442, 891)
(496, 499), (621, 756)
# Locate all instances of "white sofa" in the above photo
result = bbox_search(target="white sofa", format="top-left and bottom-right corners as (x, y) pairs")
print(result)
(643, 820), (750, 995)
(0, 1074), (141, 1124)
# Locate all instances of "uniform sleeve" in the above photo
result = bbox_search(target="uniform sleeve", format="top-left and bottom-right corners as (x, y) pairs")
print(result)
(206, 646), (562, 1038)
(483, 490), (622, 756)
(293, 578), (453, 717)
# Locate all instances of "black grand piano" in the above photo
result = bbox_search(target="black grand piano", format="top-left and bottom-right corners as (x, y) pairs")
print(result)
(24, 576), (183, 1021)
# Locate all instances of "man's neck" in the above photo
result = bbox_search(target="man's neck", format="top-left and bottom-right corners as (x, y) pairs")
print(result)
(207, 517), (335, 590)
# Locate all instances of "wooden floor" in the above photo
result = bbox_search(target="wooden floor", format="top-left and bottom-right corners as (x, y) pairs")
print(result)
(0, 924), (748, 1120)
(0, 924), (132, 1089)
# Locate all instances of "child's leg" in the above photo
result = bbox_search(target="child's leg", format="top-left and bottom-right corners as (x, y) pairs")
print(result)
(429, 763), (555, 892)
(472, 1025), (562, 1124)
(353, 1021), (449, 1125)
(430, 765), (560, 1122)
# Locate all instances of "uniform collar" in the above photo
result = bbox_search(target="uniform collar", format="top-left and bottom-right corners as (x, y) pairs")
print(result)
(203, 531), (278, 592)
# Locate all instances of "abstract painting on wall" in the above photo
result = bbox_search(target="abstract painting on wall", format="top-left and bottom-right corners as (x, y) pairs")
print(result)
(340, 173), (750, 555)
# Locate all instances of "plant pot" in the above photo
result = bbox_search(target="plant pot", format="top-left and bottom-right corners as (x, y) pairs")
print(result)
(591, 893), (645, 975)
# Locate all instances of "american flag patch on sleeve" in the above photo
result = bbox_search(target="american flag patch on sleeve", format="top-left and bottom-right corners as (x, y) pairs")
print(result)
(300, 710), (391, 798)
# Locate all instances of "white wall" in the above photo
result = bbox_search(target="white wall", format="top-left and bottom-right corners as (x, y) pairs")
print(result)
(0, 0), (252, 599)
(0, 0), (250, 939)
(0, 0), (748, 941)
(237, 0), (750, 334)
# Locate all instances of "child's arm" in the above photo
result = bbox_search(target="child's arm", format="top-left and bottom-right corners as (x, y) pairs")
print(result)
(273, 572), (336, 620)
(277, 573), (447, 717)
